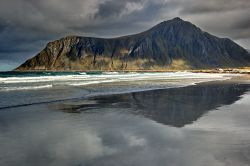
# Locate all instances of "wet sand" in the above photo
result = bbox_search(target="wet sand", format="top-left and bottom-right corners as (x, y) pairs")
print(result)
(0, 77), (250, 166)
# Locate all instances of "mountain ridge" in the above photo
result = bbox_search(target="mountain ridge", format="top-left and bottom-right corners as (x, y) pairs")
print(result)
(16, 17), (250, 71)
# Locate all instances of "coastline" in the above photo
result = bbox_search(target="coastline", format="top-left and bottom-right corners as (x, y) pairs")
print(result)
(1, 70), (250, 165)
(1, 71), (248, 111)
(11, 67), (250, 74)
(0, 71), (242, 109)
(1, 74), (250, 166)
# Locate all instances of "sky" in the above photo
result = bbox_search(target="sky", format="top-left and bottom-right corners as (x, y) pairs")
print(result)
(0, 0), (250, 71)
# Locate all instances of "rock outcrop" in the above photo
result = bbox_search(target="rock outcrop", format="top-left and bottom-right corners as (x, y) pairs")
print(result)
(16, 17), (250, 71)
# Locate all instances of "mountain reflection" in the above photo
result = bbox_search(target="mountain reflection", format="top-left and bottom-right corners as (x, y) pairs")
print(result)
(56, 82), (249, 127)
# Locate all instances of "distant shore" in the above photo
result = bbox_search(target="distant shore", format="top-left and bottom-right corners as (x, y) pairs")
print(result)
(13, 67), (250, 74)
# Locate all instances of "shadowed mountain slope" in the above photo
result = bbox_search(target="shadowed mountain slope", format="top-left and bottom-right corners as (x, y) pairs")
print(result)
(16, 17), (250, 71)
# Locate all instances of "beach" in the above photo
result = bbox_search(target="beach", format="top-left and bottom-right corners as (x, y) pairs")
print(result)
(0, 72), (250, 166)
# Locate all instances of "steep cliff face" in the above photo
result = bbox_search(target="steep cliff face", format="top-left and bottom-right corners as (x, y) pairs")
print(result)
(16, 17), (250, 71)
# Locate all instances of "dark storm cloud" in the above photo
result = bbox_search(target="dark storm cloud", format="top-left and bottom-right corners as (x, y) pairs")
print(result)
(0, 19), (8, 33)
(179, 0), (250, 14)
(94, 0), (138, 18)
(232, 16), (250, 30)
(71, 0), (179, 36)
(0, 0), (250, 70)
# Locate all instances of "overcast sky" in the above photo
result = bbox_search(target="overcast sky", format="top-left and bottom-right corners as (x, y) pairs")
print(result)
(0, 0), (250, 71)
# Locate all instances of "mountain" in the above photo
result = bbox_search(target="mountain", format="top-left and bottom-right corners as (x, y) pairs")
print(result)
(16, 17), (250, 71)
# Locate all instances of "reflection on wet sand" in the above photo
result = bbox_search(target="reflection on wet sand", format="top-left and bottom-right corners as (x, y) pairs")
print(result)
(1, 81), (250, 166)
(56, 82), (249, 127)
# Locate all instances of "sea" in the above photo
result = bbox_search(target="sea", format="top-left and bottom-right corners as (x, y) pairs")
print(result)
(0, 71), (250, 166)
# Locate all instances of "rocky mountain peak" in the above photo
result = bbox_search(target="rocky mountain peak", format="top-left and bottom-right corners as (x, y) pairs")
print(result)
(15, 18), (250, 71)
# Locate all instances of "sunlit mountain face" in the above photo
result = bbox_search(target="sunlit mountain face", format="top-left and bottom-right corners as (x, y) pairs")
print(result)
(16, 18), (250, 71)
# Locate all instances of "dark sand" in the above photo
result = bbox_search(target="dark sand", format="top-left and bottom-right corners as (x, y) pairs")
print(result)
(0, 76), (250, 166)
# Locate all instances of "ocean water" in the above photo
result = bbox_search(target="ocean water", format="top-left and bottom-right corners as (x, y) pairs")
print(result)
(0, 72), (250, 166)
(0, 71), (231, 109)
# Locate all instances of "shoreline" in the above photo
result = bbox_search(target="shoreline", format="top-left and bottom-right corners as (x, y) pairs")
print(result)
(7, 68), (250, 74)
(1, 73), (248, 110)
(1, 76), (250, 166)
